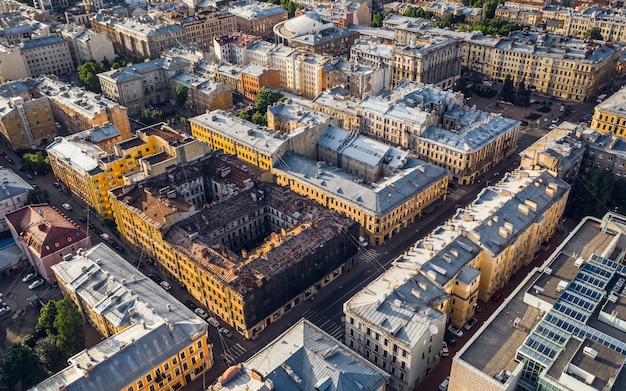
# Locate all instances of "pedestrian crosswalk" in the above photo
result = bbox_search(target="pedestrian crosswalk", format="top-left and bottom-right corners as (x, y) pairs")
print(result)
(301, 308), (344, 341)
(359, 248), (380, 263)
(221, 341), (248, 364)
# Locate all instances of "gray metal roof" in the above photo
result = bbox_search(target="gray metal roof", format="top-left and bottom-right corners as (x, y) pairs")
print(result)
(20, 35), (65, 50)
(239, 319), (389, 391)
(273, 153), (448, 217)
(35, 243), (207, 391)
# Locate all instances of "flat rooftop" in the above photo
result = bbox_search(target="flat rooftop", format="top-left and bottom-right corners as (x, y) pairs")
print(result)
(566, 339), (625, 390)
(460, 273), (542, 376)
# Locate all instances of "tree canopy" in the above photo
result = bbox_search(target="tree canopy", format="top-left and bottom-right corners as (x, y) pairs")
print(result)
(403, 7), (434, 19)
(584, 27), (603, 41)
(372, 12), (382, 27)
(77, 61), (107, 93)
(22, 151), (51, 174)
(255, 89), (285, 114)
(53, 296), (85, 355)
(0, 344), (47, 389)
(458, 18), (522, 36)
(175, 85), (189, 107)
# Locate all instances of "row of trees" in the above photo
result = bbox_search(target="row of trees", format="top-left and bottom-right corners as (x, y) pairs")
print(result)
(0, 297), (84, 389)
(500, 75), (532, 107)
(262, 0), (303, 17)
(458, 18), (522, 36)
(239, 89), (286, 126)
(569, 168), (626, 220)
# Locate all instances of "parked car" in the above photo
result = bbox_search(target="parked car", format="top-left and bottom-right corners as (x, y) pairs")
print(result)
(219, 327), (232, 338)
(439, 376), (450, 391)
(440, 341), (449, 357)
(447, 324), (464, 338)
(28, 278), (45, 289)
(26, 174), (33, 179)
(194, 308), (209, 319)
(464, 317), (478, 331)
(148, 273), (162, 283)
(31, 183), (38, 189)
(0, 303), (10, 316)
(475, 304), (482, 313)
(159, 281), (172, 291)
(61, 203), (72, 211)
(23, 272), (38, 283)
(444, 331), (457, 346)
(492, 291), (504, 302)
(184, 300), (196, 310)
(207, 317), (220, 328)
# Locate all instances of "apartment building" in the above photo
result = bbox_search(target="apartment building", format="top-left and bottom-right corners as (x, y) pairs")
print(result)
(389, 35), (462, 89)
(168, 71), (233, 115)
(385, 16), (618, 102)
(213, 33), (256, 65)
(239, 63), (281, 101)
(323, 57), (389, 98)
(33, 244), (211, 391)
(494, 4), (541, 26)
(190, 110), (325, 171)
(418, 106), (520, 185)
(344, 264), (448, 391)
(47, 123), (206, 218)
(564, 6), (626, 43)
(0, 80), (57, 149)
(213, 319), (390, 390)
(30, 76), (132, 140)
(578, 127), (626, 179)
(21, 36), (74, 77)
(60, 26), (115, 65)
(449, 212), (626, 391)
(228, 1), (287, 38)
(114, 20), (186, 59)
(356, 82), (459, 150)
(274, 11), (359, 56)
(0, 167), (34, 231)
(0, 44), (29, 82)
(168, 8), (236, 51)
(5, 204), (91, 283)
(98, 57), (190, 115)
(520, 122), (585, 182)
(591, 85), (626, 136)
(273, 125), (449, 245)
(267, 101), (337, 133)
(109, 180), (359, 339)
(311, 89), (359, 131)
(350, 37), (392, 69)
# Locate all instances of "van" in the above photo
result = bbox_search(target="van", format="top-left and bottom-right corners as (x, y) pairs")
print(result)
(207, 317), (220, 328)
(597, 94), (607, 103)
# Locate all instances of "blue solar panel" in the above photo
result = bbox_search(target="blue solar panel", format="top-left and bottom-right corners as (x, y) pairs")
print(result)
(574, 271), (607, 289)
(554, 302), (588, 323)
(559, 292), (595, 312)
(568, 282), (603, 302)
(535, 322), (568, 345)
(581, 262), (613, 279)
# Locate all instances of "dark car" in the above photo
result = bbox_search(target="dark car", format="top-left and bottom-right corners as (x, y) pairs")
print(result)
(184, 300), (196, 309)
(148, 273), (162, 283)
(492, 291), (504, 302)
(444, 331), (457, 346)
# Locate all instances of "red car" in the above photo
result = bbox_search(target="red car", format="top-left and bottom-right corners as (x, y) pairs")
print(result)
(492, 291), (504, 302)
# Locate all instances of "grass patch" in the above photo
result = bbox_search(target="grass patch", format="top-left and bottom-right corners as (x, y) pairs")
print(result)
(537, 106), (551, 113)
(525, 113), (542, 121)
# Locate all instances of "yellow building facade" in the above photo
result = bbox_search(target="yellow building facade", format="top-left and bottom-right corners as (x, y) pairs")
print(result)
(591, 86), (626, 137)
(46, 244), (211, 391)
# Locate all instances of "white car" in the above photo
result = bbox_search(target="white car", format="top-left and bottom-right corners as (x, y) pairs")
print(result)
(207, 317), (220, 328)
(219, 327), (232, 338)
(159, 281), (172, 291)
(0, 304), (10, 316)
(194, 308), (208, 319)
(23, 272), (38, 283)
(439, 376), (450, 391)
(440, 342), (449, 357)
(29, 278), (45, 289)
(447, 324), (464, 338)
(61, 203), (72, 211)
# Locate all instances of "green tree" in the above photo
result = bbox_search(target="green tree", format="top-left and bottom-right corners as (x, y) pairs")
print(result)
(35, 335), (66, 372)
(37, 300), (59, 335)
(433, 13), (465, 28)
(175, 85), (189, 107)
(584, 27), (603, 41)
(112, 58), (130, 69)
(22, 151), (51, 174)
(458, 18), (522, 36)
(280, 0), (302, 18)
(77, 61), (106, 93)
(0, 344), (47, 389)
(53, 296), (85, 355)
(27, 189), (49, 204)
(372, 12), (382, 27)
(500, 75), (515, 102)
(251, 111), (267, 126)
(255, 89), (285, 114)
(514, 80), (531, 107)
(239, 110), (250, 121)
(403, 7), (433, 19)
(571, 168), (614, 219)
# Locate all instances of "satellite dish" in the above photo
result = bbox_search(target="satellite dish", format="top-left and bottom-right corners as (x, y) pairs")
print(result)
(429, 324), (438, 335)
